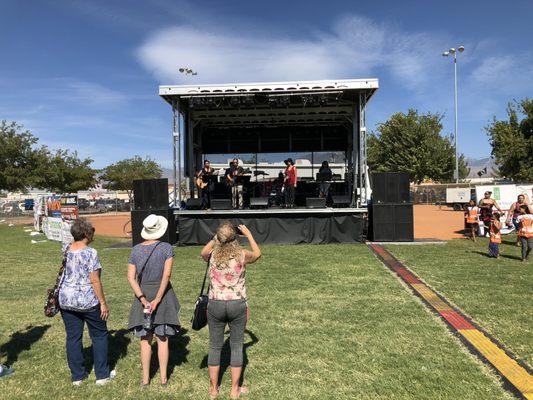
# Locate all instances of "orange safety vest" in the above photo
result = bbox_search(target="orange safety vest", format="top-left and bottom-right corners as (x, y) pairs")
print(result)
(465, 207), (479, 224)
(518, 217), (533, 238)
(490, 224), (501, 244)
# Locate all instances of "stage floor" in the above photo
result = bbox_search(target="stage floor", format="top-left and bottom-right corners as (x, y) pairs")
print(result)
(173, 207), (367, 216)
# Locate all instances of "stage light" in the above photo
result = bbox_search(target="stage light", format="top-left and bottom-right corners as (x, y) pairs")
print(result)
(458, 45), (465, 52)
(442, 51), (450, 56)
(449, 48), (456, 54)
(179, 67), (185, 73)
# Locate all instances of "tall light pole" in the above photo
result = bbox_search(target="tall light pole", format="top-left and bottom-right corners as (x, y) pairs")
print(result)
(442, 45), (464, 183)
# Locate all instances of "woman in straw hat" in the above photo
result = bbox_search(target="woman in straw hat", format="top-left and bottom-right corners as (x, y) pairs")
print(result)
(127, 214), (180, 388)
(200, 222), (261, 399)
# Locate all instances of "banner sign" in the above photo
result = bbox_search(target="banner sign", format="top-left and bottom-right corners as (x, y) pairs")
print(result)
(60, 195), (79, 220)
(46, 196), (62, 217)
(42, 217), (74, 245)
(42, 217), (63, 241)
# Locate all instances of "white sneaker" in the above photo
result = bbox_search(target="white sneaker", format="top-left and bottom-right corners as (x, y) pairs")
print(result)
(72, 380), (83, 386)
(95, 369), (116, 386)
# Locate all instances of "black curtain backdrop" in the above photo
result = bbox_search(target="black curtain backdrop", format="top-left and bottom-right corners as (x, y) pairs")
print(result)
(177, 213), (364, 245)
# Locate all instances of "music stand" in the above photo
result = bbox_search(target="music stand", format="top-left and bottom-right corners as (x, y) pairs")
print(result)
(316, 172), (332, 181)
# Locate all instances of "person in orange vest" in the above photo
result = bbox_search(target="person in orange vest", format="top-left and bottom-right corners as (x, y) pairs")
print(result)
(506, 194), (529, 246)
(464, 199), (480, 242)
(516, 204), (533, 262)
(488, 212), (502, 258)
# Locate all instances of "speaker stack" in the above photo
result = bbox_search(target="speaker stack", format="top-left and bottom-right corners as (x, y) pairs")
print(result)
(370, 172), (413, 242)
(131, 178), (177, 246)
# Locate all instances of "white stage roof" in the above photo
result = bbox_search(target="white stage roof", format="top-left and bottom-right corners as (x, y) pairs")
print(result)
(159, 78), (378, 103)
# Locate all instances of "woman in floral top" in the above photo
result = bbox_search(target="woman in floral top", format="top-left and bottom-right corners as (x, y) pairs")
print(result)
(58, 219), (115, 386)
(201, 222), (261, 399)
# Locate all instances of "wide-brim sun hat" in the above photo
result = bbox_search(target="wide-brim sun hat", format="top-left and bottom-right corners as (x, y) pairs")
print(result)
(141, 214), (168, 240)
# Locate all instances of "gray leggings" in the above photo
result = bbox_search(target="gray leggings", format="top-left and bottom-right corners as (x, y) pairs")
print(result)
(520, 236), (532, 260)
(207, 299), (247, 367)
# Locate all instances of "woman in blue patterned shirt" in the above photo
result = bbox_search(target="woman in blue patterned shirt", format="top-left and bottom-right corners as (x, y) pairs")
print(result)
(58, 218), (115, 386)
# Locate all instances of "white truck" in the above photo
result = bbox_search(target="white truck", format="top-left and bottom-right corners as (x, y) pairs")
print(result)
(445, 187), (475, 211)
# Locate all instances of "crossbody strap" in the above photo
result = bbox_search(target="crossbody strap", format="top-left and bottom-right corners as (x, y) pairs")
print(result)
(199, 256), (211, 297)
(55, 245), (71, 295)
(137, 242), (162, 284)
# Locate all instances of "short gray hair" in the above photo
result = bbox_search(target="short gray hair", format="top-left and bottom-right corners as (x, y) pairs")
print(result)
(70, 218), (95, 242)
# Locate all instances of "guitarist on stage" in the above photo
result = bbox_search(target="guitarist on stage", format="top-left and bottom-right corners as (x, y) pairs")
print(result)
(225, 158), (245, 209)
(196, 159), (216, 209)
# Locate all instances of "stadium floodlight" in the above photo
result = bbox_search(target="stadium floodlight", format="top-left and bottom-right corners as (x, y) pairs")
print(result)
(441, 45), (465, 183)
(178, 67), (198, 76)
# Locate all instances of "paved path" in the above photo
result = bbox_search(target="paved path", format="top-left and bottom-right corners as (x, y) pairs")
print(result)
(368, 243), (533, 400)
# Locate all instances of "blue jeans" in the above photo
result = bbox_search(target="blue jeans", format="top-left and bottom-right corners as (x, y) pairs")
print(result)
(61, 307), (109, 381)
(488, 242), (499, 258)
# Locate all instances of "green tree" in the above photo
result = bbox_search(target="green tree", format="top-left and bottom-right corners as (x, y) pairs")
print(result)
(485, 99), (533, 182)
(100, 156), (162, 202)
(0, 121), (48, 191)
(38, 149), (97, 193)
(368, 110), (469, 183)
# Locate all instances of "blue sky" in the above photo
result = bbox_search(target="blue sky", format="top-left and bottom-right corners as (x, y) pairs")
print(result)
(1, 0), (532, 168)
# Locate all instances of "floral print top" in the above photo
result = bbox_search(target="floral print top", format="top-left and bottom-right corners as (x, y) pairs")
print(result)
(59, 247), (101, 311)
(209, 251), (247, 300)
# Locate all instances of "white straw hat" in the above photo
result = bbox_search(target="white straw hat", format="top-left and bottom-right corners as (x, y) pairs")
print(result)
(141, 214), (168, 240)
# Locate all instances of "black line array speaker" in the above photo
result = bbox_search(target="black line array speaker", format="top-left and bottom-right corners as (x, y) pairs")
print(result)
(211, 199), (232, 210)
(133, 178), (169, 210)
(371, 173), (410, 204)
(306, 197), (326, 209)
(186, 198), (203, 210)
(131, 208), (177, 246)
(371, 204), (414, 242)
(250, 197), (269, 209)
(332, 195), (351, 208)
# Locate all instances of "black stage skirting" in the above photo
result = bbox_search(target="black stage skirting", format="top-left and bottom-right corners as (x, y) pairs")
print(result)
(175, 210), (365, 245)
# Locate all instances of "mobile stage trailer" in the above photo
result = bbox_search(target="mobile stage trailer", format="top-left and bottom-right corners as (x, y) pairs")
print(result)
(159, 79), (378, 245)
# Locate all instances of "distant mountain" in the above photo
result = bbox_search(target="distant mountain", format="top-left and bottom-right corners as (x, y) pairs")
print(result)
(466, 157), (499, 178)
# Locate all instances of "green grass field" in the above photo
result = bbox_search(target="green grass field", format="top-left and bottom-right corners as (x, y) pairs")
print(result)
(0, 225), (519, 399)
(386, 235), (533, 368)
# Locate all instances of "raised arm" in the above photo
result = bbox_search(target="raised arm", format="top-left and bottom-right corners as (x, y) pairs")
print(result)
(239, 224), (261, 264)
(201, 238), (215, 262)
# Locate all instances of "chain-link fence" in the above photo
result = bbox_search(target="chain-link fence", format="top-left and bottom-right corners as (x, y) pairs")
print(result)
(411, 183), (474, 205)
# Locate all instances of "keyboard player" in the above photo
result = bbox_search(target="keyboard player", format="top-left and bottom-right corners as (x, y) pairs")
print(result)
(318, 161), (333, 198)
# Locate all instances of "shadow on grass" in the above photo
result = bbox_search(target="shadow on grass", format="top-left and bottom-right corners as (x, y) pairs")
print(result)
(149, 328), (191, 382)
(500, 254), (523, 261)
(473, 250), (491, 258)
(0, 324), (51, 366)
(82, 328), (133, 375)
(200, 329), (259, 387)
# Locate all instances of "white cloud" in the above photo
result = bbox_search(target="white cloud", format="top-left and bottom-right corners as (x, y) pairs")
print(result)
(136, 14), (448, 87)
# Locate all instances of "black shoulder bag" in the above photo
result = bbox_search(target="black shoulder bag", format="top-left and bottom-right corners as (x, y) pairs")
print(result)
(191, 257), (210, 331)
